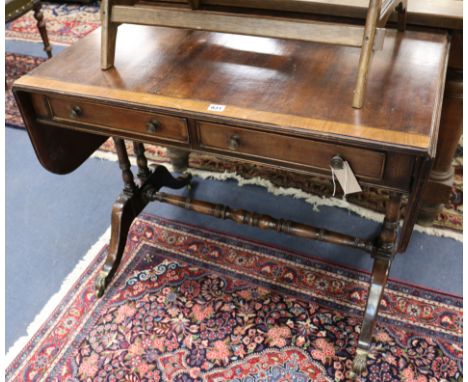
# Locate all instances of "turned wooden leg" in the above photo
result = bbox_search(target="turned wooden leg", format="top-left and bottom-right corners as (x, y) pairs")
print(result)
(114, 138), (137, 193)
(133, 142), (151, 185)
(95, 143), (192, 297)
(352, 0), (381, 109)
(352, 192), (402, 375)
(32, 1), (52, 58)
(167, 148), (189, 172)
(101, 0), (118, 70)
(418, 70), (462, 225)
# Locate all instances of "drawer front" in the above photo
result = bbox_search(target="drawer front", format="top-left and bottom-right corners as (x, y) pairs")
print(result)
(197, 121), (386, 180)
(47, 96), (189, 143)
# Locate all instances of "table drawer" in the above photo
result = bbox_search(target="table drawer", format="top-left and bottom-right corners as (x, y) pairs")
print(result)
(47, 96), (189, 143)
(196, 121), (386, 180)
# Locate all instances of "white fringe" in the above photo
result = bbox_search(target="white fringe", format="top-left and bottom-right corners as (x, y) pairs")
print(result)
(91, 150), (463, 242)
(5, 227), (111, 367)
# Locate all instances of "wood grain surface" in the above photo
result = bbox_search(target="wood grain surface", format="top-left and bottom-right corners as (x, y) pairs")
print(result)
(14, 25), (448, 154)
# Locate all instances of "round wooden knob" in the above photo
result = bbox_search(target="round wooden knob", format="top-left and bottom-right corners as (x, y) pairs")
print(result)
(330, 155), (344, 170)
(146, 119), (160, 133)
(228, 134), (240, 150)
(70, 105), (82, 118)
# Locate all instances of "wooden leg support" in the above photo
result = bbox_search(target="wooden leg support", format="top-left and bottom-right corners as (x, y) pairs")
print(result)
(95, 142), (192, 297)
(133, 141), (151, 184)
(352, 192), (402, 376)
(32, 1), (52, 58)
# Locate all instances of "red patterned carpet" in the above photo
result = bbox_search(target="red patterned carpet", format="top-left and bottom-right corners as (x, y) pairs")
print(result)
(6, 3), (100, 45)
(6, 215), (462, 381)
(6, 53), (46, 127)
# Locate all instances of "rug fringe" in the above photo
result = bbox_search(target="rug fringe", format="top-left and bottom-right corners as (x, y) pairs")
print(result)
(5, 227), (111, 366)
(91, 151), (463, 242)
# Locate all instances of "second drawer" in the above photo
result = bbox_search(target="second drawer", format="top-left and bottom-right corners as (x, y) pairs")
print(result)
(196, 121), (386, 180)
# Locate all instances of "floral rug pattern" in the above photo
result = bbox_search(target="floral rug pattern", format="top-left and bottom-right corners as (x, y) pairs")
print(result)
(6, 215), (462, 381)
(6, 3), (100, 45)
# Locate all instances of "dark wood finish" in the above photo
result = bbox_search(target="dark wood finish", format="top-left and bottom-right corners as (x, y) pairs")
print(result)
(13, 25), (446, 375)
(14, 26), (448, 153)
(133, 142), (151, 184)
(399, 157), (433, 252)
(197, 121), (387, 180)
(114, 137), (137, 193)
(419, 70), (463, 224)
(105, 0), (395, 108)
(13, 92), (107, 174)
(95, 161), (192, 297)
(32, 1), (52, 58)
(45, 94), (190, 144)
(352, 191), (402, 374)
(156, 0), (461, 224)
(149, 190), (375, 252)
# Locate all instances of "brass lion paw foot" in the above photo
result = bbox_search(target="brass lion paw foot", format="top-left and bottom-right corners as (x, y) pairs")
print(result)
(350, 349), (368, 379)
(95, 272), (110, 298)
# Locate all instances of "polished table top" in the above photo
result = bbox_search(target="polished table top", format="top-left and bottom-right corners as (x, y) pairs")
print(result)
(15, 25), (448, 155)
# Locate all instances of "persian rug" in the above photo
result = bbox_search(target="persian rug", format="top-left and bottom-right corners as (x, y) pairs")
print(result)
(5, 2), (463, 235)
(6, 53), (46, 127)
(6, 215), (462, 381)
(5, 3), (100, 45)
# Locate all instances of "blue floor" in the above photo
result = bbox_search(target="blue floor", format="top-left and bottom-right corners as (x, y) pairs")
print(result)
(5, 126), (463, 350)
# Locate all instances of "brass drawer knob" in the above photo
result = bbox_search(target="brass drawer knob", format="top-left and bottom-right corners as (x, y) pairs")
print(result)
(146, 119), (161, 134)
(330, 155), (344, 170)
(70, 105), (82, 118)
(228, 134), (240, 150)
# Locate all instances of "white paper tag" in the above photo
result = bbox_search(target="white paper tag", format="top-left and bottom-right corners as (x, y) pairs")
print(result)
(331, 161), (362, 195)
(208, 104), (225, 112)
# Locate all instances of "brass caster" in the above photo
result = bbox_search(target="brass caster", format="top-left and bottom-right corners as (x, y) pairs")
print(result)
(350, 349), (368, 378)
(95, 272), (108, 298)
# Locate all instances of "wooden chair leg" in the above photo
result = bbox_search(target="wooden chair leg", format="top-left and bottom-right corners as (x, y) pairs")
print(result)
(352, 192), (402, 375)
(32, 1), (52, 58)
(101, 0), (118, 70)
(352, 0), (382, 109)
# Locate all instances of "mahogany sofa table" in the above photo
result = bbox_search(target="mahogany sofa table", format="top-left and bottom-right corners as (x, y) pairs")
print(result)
(13, 24), (448, 375)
